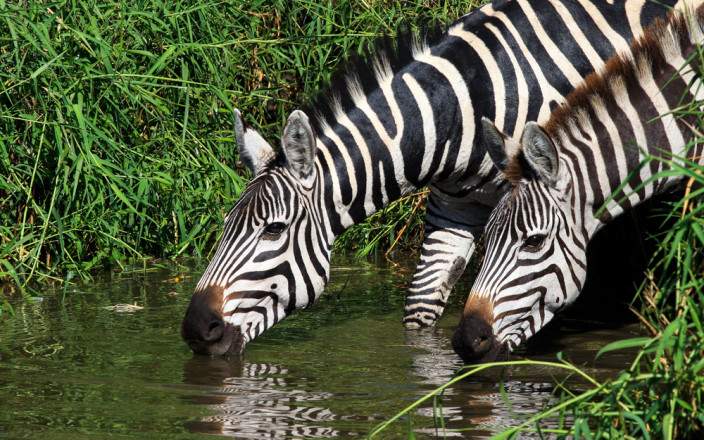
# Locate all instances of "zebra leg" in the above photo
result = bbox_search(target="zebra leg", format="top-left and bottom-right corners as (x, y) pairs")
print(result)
(403, 190), (490, 329)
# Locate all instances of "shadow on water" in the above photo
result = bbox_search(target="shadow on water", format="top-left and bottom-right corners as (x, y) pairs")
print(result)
(0, 258), (644, 439)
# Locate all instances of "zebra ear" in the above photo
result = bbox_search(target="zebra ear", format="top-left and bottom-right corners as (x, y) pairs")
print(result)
(281, 110), (316, 181)
(235, 109), (276, 175)
(520, 122), (559, 185)
(480, 117), (509, 172)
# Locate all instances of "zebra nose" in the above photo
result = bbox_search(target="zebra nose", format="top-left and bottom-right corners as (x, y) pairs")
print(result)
(452, 314), (497, 363)
(181, 288), (226, 352)
(202, 318), (225, 342)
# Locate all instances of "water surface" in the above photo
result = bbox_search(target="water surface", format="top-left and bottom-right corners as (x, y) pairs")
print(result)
(0, 259), (642, 439)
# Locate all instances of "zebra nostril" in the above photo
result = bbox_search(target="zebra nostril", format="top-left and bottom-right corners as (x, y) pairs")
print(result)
(204, 319), (225, 342)
(475, 334), (491, 353)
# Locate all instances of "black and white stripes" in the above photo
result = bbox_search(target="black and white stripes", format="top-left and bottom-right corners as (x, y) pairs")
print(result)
(454, 2), (704, 362)
(182, 0), (680, 355)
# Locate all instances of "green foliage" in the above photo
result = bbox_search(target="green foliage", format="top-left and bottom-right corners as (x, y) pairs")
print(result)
(334, 190), (428, 258)
(0, 0), (483, 288)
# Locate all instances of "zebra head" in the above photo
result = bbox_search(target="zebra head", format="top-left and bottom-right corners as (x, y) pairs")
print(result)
(182, 109), (331, 356)
(453, 118), (584, 363)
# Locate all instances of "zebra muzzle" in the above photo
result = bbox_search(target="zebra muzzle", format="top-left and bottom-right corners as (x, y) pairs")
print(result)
(452, 313), (503, 363)
(182, 288), (246, 356)
(452, 294), (504, 363)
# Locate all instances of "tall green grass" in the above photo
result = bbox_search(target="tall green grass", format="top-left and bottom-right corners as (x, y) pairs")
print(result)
(0, 0), (483, 293)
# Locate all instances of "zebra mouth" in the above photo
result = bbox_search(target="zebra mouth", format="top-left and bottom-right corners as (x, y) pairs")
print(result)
(187, 325), (245, 357)
(214, 325), (245, 357)
(451, 313), (509, 364)
(452, 334), (506, 364)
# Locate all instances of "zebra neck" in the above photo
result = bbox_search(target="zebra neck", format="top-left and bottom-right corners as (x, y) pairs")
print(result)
(549, 8), (704, 239)
(563, 68), (703, 239)
(312, 69), (478, 235)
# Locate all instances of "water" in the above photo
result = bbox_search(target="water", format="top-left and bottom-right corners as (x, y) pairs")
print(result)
(0, 259), (642, 439)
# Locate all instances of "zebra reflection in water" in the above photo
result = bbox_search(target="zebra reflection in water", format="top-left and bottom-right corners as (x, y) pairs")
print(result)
(181, 335), (469, 438)
(182, 357), (345, 438)
(181, 332), (559, 438)
(404, 329), (556, 438)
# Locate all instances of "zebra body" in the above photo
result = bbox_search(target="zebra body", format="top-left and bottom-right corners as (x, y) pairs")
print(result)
(455, 3), (704, 362)
(404, 0), (681, 328)
(181, 0), (679, 355)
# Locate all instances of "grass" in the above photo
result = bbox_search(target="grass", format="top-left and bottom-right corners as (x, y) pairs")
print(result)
(0, 0), (485, 296)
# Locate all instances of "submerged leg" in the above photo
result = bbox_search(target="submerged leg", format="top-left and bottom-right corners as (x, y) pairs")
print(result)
(403, 190), (491, 328)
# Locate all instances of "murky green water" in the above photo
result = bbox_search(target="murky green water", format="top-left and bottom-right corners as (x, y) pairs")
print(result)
(0, 259), (642, 439)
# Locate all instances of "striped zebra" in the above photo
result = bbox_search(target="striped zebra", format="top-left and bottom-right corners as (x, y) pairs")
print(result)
(454, 3), (704, 362)
(181, 0), (680, 356)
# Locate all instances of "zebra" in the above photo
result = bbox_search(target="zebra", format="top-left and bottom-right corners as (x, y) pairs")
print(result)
(454, 3), (704, 363)
(181, 0), (681, 356)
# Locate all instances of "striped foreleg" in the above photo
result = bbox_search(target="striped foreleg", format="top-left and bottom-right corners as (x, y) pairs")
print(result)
(403, 192), (490, 328)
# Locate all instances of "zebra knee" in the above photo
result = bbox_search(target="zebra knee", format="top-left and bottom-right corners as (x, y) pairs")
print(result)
(402, 296), (445, 328)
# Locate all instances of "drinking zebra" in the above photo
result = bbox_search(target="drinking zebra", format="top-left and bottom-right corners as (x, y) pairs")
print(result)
(181, 0), (679, 356)
(454, 3), (704, 362)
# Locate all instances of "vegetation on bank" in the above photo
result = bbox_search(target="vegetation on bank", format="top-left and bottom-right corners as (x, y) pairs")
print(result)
(0, 0), (482, 293)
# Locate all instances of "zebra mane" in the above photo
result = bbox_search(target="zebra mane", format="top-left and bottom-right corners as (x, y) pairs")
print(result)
(505, 3), (704, 186)
(303, 23), (447, 135)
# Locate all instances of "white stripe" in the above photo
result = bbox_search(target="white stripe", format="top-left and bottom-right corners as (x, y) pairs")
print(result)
(637, 57), (686, 159)
(414, 49), (475, 173)
(485, 8), (564, 124)
(573, 112), (620, 220)
(588, 94), (641, 208)
(448, 25), (505, 130)
(626, 0), (647, 43)
(319, 124), (356, 227)
(376, 60), (413, 195)
(548, 0), (611, 68)
(335, 111), (378, 216)
(402, 73), (436, 180)
(574, 0), (632, 53)
(517, 0), (583, 87)
(607, 77), (651, 206)
(485, 22), (529, 137)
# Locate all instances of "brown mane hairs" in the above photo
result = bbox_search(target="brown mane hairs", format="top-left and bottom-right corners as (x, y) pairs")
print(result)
(504, 4), (704, 188)
(547, 5), (703, 135)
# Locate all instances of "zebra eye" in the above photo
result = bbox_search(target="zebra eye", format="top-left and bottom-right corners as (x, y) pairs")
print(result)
(262, 222), (287, 237)
(522, 233), (546, 252)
